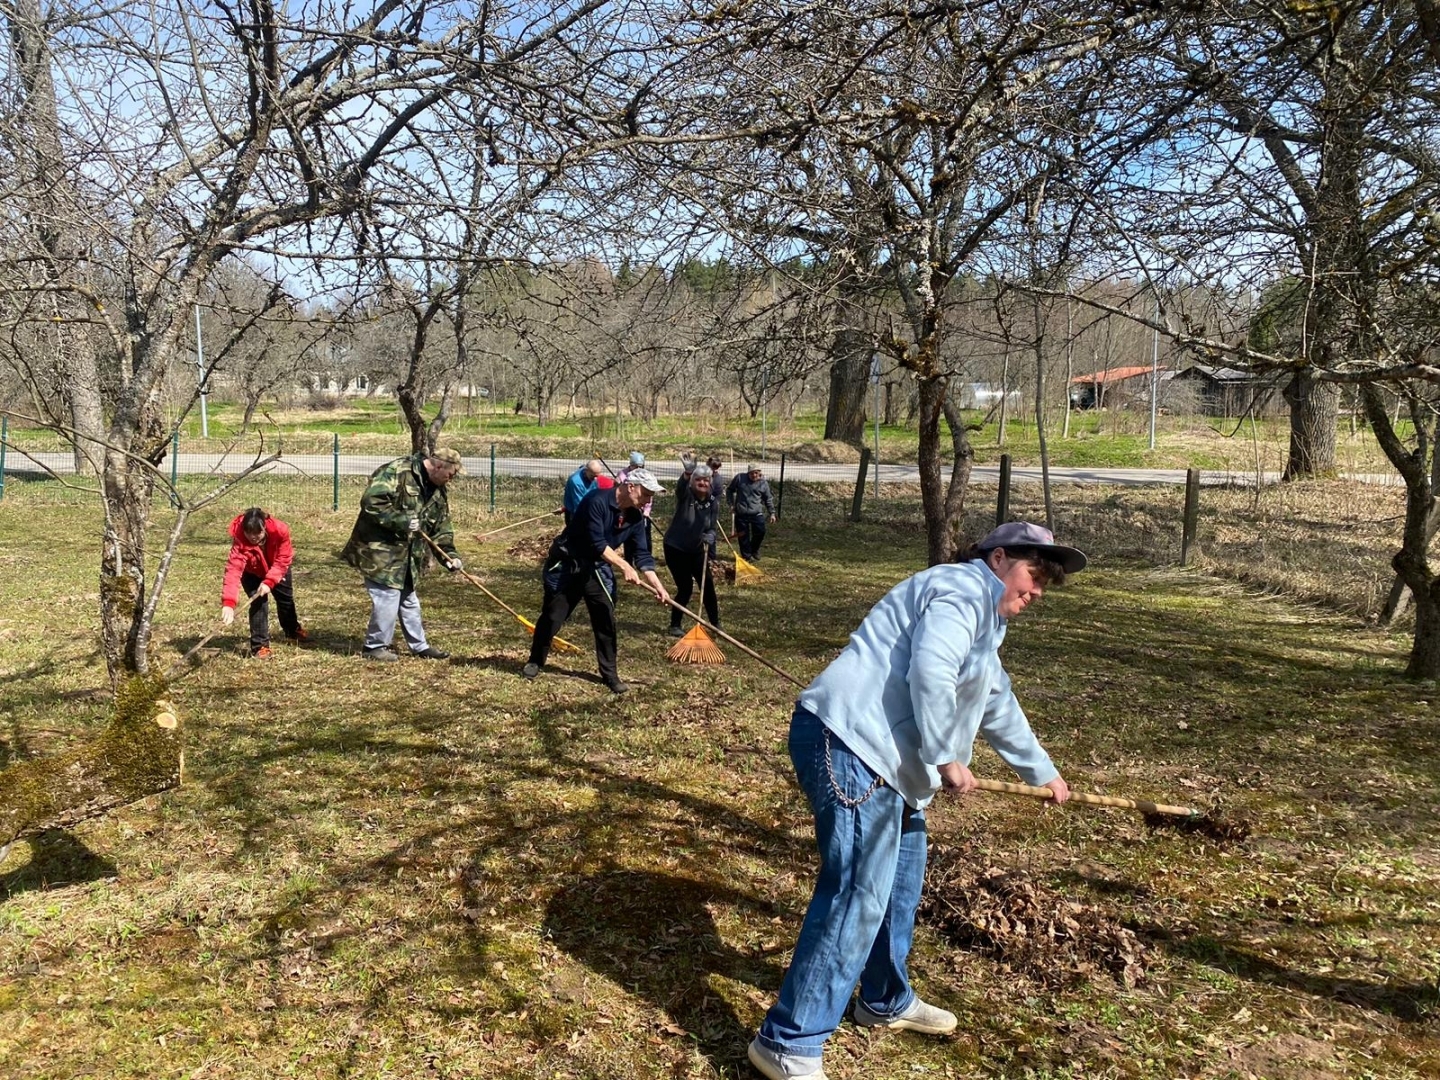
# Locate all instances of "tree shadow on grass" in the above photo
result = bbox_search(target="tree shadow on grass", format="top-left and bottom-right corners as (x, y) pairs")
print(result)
(2, 830), (117, 897)
(1140, 924), (1440, 1023)
(541, 869), (786, 1073)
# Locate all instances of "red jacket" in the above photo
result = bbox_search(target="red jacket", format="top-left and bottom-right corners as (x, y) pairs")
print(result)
(221, 513), (294, 608)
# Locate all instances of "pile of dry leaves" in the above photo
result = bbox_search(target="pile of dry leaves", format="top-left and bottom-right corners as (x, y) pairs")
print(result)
(919, 843), (1148, 988)
(506, 536), (552, 563)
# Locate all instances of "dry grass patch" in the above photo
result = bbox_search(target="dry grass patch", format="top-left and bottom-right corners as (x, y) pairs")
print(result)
(0, 494), (1436, 1079)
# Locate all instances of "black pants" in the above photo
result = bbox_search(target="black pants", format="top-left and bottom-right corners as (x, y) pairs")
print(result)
(736, 514), (767, 558)
(664, 543), (719, 629)
(529, 570), (619, 683)
(241, 568), (300, 650)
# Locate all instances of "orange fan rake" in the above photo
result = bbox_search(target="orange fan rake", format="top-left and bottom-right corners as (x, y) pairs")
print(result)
(666, 557), (724, 665)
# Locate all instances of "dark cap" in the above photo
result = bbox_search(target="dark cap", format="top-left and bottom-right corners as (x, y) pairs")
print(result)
(978, 521), (1087, 574)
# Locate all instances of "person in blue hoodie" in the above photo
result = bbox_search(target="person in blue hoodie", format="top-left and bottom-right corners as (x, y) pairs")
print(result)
(747, 521), (1087, 1080)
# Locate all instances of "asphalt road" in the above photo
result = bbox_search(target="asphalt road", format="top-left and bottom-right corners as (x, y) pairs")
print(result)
(4, 449), (1399, 488)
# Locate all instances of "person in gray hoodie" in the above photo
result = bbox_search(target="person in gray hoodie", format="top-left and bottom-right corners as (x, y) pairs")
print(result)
(746, 521), (1086, 1080)
(726, 463), (775, 560)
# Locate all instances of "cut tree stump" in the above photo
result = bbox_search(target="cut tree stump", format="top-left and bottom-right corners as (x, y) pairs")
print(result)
(0, 674), (182, 848)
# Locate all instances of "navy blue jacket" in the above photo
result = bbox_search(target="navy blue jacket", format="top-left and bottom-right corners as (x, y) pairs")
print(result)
(544, 486), (656, 595)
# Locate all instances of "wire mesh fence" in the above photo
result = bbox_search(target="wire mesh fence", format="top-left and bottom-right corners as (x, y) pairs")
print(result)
(0, 429), (807, 526)
(0, 423), (1416, 623)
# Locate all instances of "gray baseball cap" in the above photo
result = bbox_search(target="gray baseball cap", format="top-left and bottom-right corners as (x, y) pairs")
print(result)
(622, 467), (665, 494)
(978, 521), (1087, 574)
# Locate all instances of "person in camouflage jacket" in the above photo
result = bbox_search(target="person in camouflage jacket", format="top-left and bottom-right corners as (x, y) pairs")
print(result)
(341, 447), (464, 661)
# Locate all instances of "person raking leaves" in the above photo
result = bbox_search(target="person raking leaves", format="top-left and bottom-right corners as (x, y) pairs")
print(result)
(219, 506), (310, 658)
(340, 446), (465, 662)
(522, 467), (671, 694)
(747, 521), (1086, 1080)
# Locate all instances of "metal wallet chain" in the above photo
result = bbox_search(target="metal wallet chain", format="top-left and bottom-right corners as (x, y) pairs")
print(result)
(823, 727), (883, 808)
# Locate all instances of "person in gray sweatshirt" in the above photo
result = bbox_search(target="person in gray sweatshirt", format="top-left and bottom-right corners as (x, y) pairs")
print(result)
(726, 463), (775, 560)
(747, 521), (1086, 1080)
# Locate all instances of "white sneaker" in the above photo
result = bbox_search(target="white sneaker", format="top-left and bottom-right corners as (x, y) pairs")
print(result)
(747, 1037), (827, 1079)
(853, 996), (958, 1035)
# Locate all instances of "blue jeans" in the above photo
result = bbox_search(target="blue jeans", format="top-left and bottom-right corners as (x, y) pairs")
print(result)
(757, 706), (928, 1057)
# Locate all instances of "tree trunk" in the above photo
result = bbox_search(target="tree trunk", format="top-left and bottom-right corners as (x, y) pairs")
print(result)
(916, 377), (949, 565)
(1062, 301), (1073, 440)
(1281, 369), (1339, 479)
(823, 323), (871, 445)
(996, 343), (1011, 446)
(1033, 297), (1053, 531)
(0, 676), (181, 847)
(916, 377), (974, 565)
(1360, 385), (1439, 677)
(1409, 582), (1440, 679)
(7, 0), (105, 475)
(940, 389), (975, 559)
(1379, 416), (1440, 627)
(99, 448), (157, 680)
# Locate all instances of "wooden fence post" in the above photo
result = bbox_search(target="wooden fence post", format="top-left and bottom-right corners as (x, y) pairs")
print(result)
(1180, 467), (1200, 565)
(995, 453), (1011, 525)
(851, 447), (871, 522)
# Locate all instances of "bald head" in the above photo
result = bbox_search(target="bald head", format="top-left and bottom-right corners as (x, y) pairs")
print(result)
(584, 458), (605, 482)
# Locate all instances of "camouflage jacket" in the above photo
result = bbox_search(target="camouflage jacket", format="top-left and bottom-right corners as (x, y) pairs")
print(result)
(340, 454), (457, 588)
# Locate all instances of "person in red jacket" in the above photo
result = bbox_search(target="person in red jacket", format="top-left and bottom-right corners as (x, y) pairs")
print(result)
(220, 507), (309, 657)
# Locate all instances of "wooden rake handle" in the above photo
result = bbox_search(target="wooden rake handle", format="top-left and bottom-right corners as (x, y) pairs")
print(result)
(658, 595), (806, 689)
(973, 777), (1199, 818)
(475, 508), (562, 542)
(420, 533), (520, 619)
(716, 519), (743, 563)
(167, 588), (267, 679)
(422, 532), (581, 652)
(641, 584), (1202, 820)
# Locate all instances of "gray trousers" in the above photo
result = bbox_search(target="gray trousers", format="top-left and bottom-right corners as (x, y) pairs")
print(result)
(364, 581), (429, 653)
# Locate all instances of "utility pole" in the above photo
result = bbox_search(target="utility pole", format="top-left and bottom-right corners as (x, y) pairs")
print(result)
(196, 304), (209, 438)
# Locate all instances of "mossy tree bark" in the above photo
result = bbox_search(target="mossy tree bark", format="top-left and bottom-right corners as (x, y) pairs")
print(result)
(0, 676), (181, 849)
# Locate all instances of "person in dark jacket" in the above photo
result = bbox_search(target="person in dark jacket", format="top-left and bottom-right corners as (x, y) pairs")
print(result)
(523, 467), (671, 693)
(665, 457), (720, 636)
(727, 464), (776, 560)
(340, 447), (464, 662)
(220, 507), (308, 657)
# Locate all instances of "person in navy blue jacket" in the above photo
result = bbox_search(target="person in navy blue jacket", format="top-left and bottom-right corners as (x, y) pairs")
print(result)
(747, 521), (1086, 1080)
(523, 468), (671, 693)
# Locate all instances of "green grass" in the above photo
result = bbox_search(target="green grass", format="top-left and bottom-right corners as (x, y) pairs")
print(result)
(0, 491), (1436, 1078)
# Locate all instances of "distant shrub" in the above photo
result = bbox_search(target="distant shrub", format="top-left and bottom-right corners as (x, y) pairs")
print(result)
(307, 390), (343, 411)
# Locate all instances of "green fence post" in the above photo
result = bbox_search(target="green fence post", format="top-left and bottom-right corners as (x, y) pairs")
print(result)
(0, 415), (8, 501)
(332, 432), (340, 511)
(169, 432), (179, 506)
(489, 443), (496, 513)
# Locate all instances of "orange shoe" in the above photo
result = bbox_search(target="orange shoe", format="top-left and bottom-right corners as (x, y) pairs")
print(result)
(253, 645), (273, 659)
(287, 626), (312, 645)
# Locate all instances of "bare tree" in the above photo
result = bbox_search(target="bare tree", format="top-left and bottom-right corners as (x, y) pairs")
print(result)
(686, 0), (1174, 562)
(0, 0), (713, 839)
